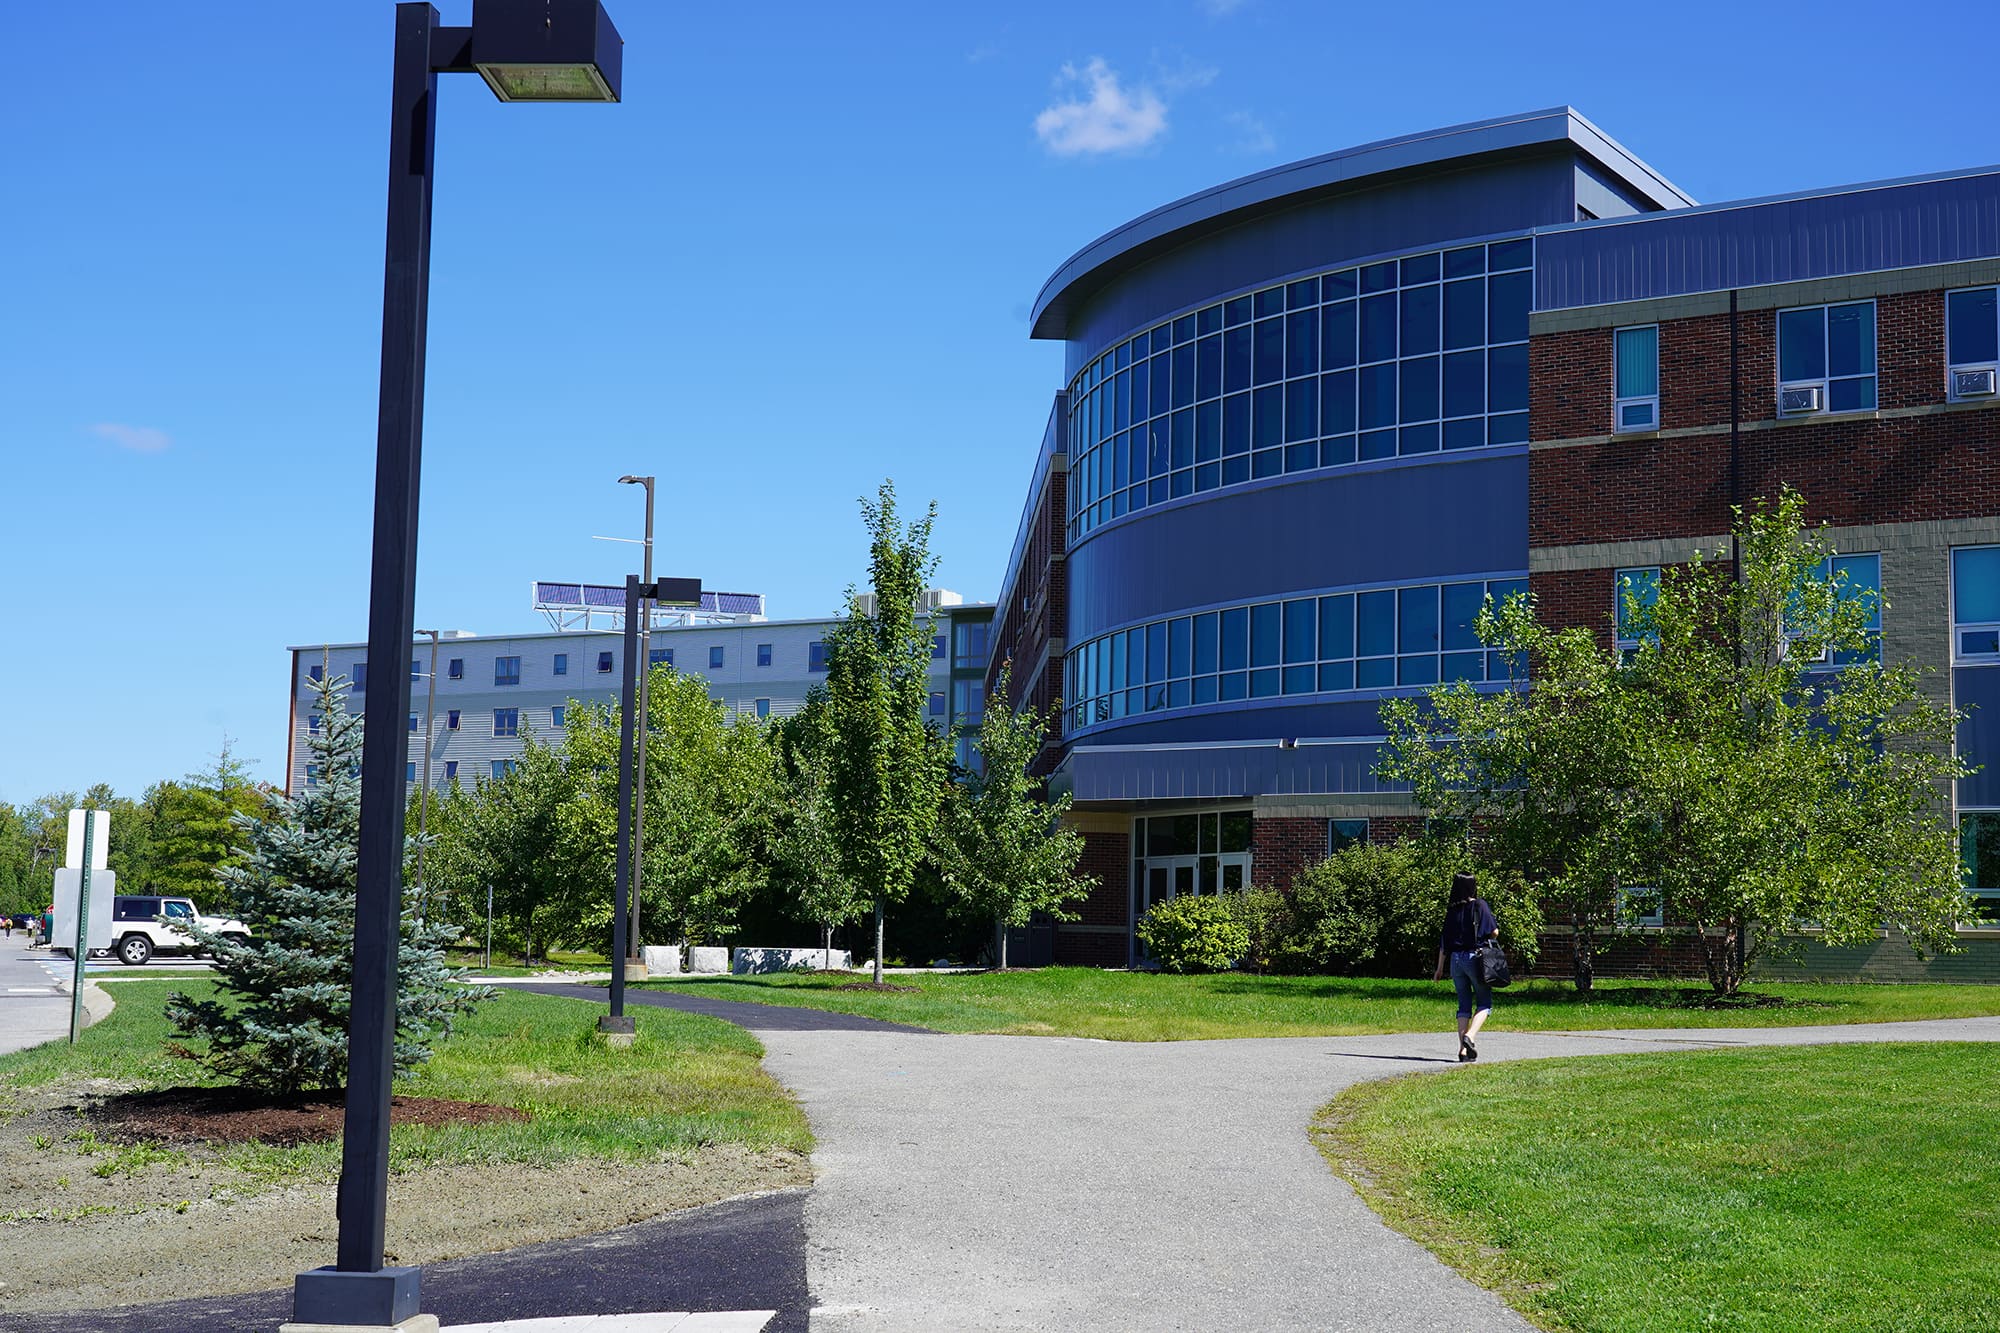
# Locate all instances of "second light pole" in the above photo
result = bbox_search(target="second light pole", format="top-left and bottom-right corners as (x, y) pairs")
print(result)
(617, 473), (654, 980)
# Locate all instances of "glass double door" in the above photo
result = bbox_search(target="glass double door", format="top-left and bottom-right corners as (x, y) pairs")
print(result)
(1139, 855), (1250, 914)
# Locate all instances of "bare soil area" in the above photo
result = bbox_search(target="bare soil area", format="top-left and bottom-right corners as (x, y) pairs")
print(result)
(91, 1086), (528, 1147)
(0, 1081), (810, 1316)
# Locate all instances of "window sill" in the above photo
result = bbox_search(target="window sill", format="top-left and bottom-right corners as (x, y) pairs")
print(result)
(1771, 408), (1880, 428)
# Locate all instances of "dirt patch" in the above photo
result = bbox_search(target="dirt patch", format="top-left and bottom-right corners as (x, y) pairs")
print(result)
(835, 982), (921, 993)
(0, 1084), (810, 1317)
(91, 1086), (528, 1147)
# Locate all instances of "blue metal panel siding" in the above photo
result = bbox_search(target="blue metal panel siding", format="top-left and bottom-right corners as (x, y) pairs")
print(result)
(1065, 452), (1528, 641)
(1063, 154), (1575, 376)
(1065, 742), (1404, 803)
(1538, 171), (2000, 311)
(1957, 666), (2000, 807)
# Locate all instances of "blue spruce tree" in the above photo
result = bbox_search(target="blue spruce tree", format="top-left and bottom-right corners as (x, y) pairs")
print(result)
(166, 675), (489, 1093)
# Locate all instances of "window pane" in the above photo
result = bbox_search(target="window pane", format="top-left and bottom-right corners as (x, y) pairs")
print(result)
(1442, 350), (1484, 418)
(1616, 567), (1662, 639)
(1398, 585), (1439, 654)
(1253, 385), (1284, 449)
(1614, 326), (1659, 398)
(1192, 612), (1218, 674)
(1168, 617), (1191, 679)
(1196, 334), (1222, 399)
(1171, 408), (1194, 468)
(1286, 377), (1317, 441)
(1956, 547), (2000, 624)
(1223, 324), (1252, 394)
(1360, 363), (1397, 428)
(1488, 343), (1529, 413)
(1360, 261), (1397, 293)
(1443, 245), (1485, 278)
(1318, 661), (1354, 691)
(1828, 375), (1876, 412)
(1779, 307), (1826, 381)
(1145, 622), (1166, 682)
(1356, 656), (1394, 688)
(1400, 356), (1440, 422)
(1250, 667), (1280, 697)
(1441, 582), (1486, 651)
(1196, 400), (1220, 462)
(1442, 279), (1484, 350)
(1220, 607), (1248, 671)
(1357, 590), (1395, 657)
(1283, 599), (1316, 663)
(1286, 309), (1318, 378)
(1827, 303), (1875, 378)
(1223, 392), (1251, 455)
(1487, 270), (1530, 343)
(1832, 554), (1882, 630)
(1254, 317), (1285, 386)
(1360, 294), (1397, 363)
(1149, 353), (1172, 415)
(1250, 603), (1281, 667)
(1398, 284), (1440, 357)
(1322, 301), (1357, 368)
(1948, 288), (1999, 365)
(1321, 370), (1356, 434)
(1172, 341), (1196, 407)
(1962, 814), (2000, 891)
(1319, 594), (1353, 660)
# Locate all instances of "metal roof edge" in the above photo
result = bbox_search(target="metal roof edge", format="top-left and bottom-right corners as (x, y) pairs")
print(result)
(1029, 107), (1686, 340)
(1535, 161), (2000, 240)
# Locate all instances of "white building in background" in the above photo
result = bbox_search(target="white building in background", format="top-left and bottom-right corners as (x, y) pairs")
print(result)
(284, 585), (995, 794)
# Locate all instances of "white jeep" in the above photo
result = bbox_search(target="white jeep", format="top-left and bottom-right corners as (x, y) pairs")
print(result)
(109, 895), (252, 966)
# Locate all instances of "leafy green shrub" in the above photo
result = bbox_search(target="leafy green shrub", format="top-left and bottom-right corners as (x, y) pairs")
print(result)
(1254, 841), (1542, 976)
(1136, 893), (1251, 974)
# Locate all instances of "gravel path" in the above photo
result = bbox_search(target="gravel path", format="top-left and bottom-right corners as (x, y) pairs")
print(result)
(748, 1013), (2000, 1333)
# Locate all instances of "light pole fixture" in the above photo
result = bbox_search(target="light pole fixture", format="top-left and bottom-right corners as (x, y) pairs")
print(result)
(602, 573), (700, 1041)
(294, 5), (622, 1331)
(616, 474), (655, 978)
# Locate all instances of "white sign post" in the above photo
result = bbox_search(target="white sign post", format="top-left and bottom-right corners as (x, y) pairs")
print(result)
(67, 809), (108, 1041)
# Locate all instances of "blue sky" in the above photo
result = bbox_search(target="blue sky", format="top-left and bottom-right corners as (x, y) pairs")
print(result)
(3, 0), (1991, 799)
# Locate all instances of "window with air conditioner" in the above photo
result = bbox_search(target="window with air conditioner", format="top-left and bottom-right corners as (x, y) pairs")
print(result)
(1947, 287), (1999, 402)
(1612, 325), (1658, 432)
(1777, 301), (1876, 416)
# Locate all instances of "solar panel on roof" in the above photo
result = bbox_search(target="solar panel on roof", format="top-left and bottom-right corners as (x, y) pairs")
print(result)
(535, 583), (585, 605)
(581, 585), (625, 607)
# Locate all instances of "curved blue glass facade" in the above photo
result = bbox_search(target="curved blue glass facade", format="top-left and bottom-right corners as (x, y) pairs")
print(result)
(1063, 239), (1533, 544)
(1018, 111), (1686, 761)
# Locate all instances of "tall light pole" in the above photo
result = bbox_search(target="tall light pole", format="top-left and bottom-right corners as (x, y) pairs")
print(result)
(414, 629), (440, 916)
(617, 473), (654, 977)
(293, 5), (622, 1329)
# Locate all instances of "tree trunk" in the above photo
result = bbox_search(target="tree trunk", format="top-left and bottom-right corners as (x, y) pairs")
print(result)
(1691, 914), (1738, 995)
(1571, 911), (1595, 992)
(823, 923), (832, 973)
(997, 916), (1008, 970)
(872, 898), (885, 985)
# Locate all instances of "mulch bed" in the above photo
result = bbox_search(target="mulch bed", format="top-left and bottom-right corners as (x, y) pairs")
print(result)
(90, 1087), (528, 1147)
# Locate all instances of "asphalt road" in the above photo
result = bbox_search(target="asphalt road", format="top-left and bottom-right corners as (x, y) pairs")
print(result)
(0, 1189), (811, 1333)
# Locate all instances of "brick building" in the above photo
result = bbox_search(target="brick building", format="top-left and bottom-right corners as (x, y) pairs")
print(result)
(990, 107), (2000, 977)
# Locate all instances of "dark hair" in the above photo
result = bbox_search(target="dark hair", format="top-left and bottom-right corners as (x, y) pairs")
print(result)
(1448, 871), (1478, 905)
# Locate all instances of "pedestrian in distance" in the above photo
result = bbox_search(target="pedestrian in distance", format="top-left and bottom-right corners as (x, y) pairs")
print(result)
(1433, 871), (1498, 1062)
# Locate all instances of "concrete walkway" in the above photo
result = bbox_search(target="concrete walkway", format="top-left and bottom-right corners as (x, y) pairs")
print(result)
(0, 931), (83, 1056)
(746, 1012), (2000, 1333)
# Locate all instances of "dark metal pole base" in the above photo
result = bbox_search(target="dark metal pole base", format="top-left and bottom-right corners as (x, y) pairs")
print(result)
(596, 1013), (637, 1048)
(289, 1265), (422, 1327)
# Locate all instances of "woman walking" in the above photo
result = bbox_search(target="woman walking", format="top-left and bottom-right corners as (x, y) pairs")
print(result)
(1433, 871), (1498, 1062)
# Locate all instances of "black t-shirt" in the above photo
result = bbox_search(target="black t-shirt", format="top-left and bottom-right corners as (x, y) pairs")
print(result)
(1440, 898), (1498, 953)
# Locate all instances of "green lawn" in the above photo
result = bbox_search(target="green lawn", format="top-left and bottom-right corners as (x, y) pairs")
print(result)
(0, 979), (809, 1179)
(635, 967), (2000, 1040)
(1315, 1043), (2000, 1333)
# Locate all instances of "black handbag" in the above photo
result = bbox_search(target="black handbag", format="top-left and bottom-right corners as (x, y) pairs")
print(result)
(1478, 942), (1513, 988)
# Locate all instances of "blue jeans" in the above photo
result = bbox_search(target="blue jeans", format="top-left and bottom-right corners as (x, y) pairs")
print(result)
(1450, 950), (1492, 1020)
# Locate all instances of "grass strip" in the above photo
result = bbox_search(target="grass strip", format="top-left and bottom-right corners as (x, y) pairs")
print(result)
(635, 967), (2000, 1040)
(1313, 1043), (2000, 1333)
(0, 979), (809, 1182)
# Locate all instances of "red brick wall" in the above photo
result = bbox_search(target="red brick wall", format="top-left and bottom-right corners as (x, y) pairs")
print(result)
(1531, 291), (1999, 549)
(1527, 930), (1714, 980)
(1052, 927), (1129, 967)
(1530, 567), (1618, 645)
(1250, 817), (1323, 892)
(1072, 828), (1129, 930)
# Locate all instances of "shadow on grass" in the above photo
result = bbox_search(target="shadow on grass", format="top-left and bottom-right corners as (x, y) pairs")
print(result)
(1201, 973), (1834, 1011)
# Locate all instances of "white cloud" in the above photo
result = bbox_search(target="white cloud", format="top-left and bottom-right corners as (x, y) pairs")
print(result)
(1223, 109), (1274, 155)
(92, 422), (171, 453)
(1034, 58), (1168, 157)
